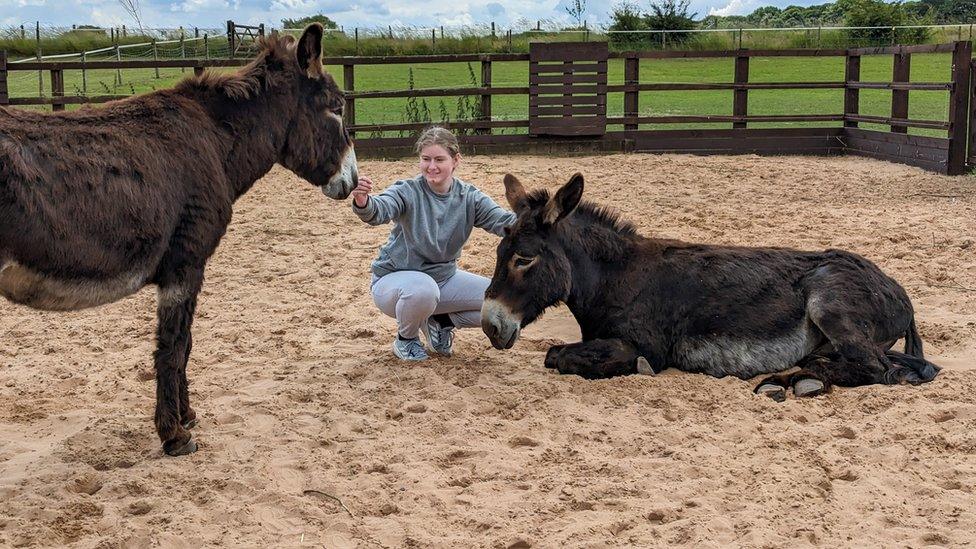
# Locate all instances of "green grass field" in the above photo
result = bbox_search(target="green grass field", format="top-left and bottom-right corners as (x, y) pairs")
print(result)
(4, 52), (956, 137)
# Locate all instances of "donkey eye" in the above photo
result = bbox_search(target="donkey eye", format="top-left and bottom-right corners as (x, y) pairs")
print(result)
(513, 255), (536, 268)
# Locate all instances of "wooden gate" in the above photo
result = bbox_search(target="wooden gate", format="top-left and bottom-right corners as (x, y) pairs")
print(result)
(226, 20), (265, 59)
(529, 42), (608, 137)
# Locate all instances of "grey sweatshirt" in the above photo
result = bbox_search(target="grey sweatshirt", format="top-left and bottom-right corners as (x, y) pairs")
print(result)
(352, 175), (517, 283)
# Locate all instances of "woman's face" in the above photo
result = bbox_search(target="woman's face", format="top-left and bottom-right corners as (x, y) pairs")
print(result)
(419, 144), (459, 187)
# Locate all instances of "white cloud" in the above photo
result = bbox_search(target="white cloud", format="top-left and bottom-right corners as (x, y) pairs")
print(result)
(708, 0), (757, 17)
(170, 0), (232, 12)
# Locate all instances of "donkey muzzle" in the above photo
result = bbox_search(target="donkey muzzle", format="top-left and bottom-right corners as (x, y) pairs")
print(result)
(323, 146), (358, 200)
(481, 298), (521, 350)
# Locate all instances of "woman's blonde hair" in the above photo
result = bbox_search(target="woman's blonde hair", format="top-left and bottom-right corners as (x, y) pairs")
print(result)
(415, 126), (460, 158)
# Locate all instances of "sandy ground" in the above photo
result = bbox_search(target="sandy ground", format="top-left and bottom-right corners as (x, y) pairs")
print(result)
(1, 153), (974, 548)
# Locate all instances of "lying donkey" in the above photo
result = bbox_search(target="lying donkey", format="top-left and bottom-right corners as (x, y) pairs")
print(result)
(481, 173), (939, 399)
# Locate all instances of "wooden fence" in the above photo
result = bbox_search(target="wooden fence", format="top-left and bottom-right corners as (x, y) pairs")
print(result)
(0, 42), (973, 175)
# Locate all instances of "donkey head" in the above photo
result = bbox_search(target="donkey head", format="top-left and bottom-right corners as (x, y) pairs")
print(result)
(258, 24), (357, 199)
(482, 173), (584, 350)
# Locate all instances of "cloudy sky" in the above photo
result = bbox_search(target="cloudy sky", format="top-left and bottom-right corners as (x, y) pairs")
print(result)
(2, 0), (834, 30)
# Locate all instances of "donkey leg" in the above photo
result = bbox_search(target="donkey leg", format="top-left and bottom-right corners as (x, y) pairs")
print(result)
(544, 344), (570, 370)
(546, 338), (640, 379)
(155, 279), (201, 456)
(179, 327), (197, 430)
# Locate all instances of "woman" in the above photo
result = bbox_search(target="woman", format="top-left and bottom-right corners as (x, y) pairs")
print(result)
(351, 127), (516, 361)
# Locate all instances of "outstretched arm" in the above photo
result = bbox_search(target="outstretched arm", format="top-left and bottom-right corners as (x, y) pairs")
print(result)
(472, 190), (517, 236)
(351, 177), (408, 225)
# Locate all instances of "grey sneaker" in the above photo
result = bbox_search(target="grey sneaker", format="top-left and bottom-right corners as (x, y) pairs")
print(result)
(422, 317), (455, 357)
(392, 337), (429, 361)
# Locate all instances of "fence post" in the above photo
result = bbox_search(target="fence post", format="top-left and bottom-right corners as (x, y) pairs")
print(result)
(50, 69), (64, 111)
(343, 64), (356, 138)
(81, 51), (87, 95)
(259, 24), (265, 37)
(843, 54), (860, 128)
(624, 54), (639, 132)
(479, 57), (492, 135)
(890, 52), (910, 133)
(738, 28), (743, 49)
(440, 26), (444, 39)
(152, 39), (160, 78)
(122, 24), (126, 38)
(180, 27), (186, 73)
(36, 21), (42, 98)
(733, 55), (749, 129)
(491, 22), (496, 39)
(115, 44), (122, 86)
(354, 28), (359, 54)
(432, 28), (436, 49)
(20, 25), (25, 40)
(195, 27), (199, 38)
(969, 59), (976, 171)
(227, 20), (236, 59)
(946, 41), (972, 175)
(0, 51), (8, 106)
(817, 25), (822, 48)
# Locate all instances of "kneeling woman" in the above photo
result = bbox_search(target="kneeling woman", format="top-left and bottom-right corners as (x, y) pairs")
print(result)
(351, 127), (516, 361)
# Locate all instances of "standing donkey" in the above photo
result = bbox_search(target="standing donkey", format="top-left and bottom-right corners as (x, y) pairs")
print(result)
(482, 173), (940, 400)
(0, 24), (357, 455)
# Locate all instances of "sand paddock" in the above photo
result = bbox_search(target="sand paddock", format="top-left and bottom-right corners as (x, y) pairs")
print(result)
(1, 153), (974, 548)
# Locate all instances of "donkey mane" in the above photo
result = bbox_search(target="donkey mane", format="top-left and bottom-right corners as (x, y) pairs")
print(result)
(176, 34), (298, 101)
(526, 189), (637, 237)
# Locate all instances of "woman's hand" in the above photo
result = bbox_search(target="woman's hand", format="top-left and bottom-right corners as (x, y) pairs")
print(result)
(351, 176), (373, 208)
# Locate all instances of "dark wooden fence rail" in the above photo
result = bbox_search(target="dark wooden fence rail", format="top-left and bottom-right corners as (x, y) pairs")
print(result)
(0, 42), (972, 174)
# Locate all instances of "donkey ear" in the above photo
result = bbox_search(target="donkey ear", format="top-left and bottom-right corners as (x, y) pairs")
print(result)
(503, 174), (528, 212)
(543, 173), (584, 226)
(297, 23), (324, 74)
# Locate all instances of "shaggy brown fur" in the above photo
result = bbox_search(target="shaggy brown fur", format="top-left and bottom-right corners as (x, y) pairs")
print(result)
(482, 173), (940, 399)
(0, 24), (357, 456)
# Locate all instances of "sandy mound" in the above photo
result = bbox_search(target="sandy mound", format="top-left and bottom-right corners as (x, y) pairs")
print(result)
(1, 153), (974, 547)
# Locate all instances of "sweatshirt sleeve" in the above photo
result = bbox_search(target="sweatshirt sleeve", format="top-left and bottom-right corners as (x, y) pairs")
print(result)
(352, 180), (409, 225)
(471, 188), (518, 237)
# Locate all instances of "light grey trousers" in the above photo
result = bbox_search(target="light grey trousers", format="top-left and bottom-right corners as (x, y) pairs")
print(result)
(371, 270), (490, 339)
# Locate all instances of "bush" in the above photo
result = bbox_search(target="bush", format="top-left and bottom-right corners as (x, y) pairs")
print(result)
(839, 0), (931, 45)
(645, 0), (697, 44)
(608, 2), (653, 49)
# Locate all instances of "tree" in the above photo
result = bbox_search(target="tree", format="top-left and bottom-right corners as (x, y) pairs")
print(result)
(839, 0), (929, 45)
(281, 14), (339, 30)
(645, 0), (697, 42)
(565, 0), (588, 29)
(118, 0), (144, 33)
(608, 2), (651, 47)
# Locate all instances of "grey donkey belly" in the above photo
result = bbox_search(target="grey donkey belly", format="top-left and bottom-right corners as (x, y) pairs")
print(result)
(0, 260), (150, 311)
(672, 321), (822, 379)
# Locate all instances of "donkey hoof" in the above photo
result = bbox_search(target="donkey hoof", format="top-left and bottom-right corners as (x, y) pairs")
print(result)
(756, 383), (786, 402)
(636, 356), (655, 375)
(793, 378), (826, 397)
(164, 436), (198, 457)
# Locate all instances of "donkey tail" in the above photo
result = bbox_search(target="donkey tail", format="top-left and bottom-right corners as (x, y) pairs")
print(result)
(904, 316), (924, 358)
(887, 316), (940, 383)
(886, 350), (941, 383)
